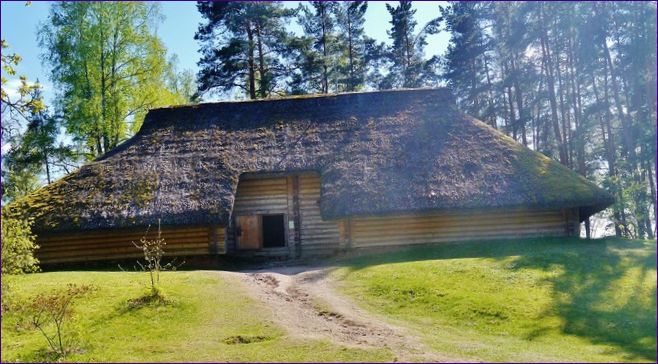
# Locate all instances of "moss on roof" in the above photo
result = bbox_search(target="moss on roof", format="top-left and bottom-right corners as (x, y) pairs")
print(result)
(8, 88), (613, 233)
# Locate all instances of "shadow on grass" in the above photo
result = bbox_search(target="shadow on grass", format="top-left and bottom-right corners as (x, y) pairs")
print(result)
(333, 237), (657, 361)
(511, 238), (656, 361)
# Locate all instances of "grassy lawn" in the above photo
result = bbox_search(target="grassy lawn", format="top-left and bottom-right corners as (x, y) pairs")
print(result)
(332, 237), (657, 362)
(2, 271), (392, 362)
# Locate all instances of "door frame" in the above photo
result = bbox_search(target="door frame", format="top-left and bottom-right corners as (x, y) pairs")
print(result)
(235, 213), (290, 250)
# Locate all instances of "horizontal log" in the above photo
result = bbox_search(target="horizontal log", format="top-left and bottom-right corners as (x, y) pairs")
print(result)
(39, 231), (210, 246)
(38, 227), (210, 243)
(354, 232), (566, 248)
(237, 179), (287, 188)
(351, 219), (564, 235)
(352, 210), (563, 223)
(41, 249), (208, 264)
(352, 222), (565, 239)
(38, 243), (210, 258)
(351, 214), (563, 231)
(39, 239), (210, 253)
(353, 228), (566, 247)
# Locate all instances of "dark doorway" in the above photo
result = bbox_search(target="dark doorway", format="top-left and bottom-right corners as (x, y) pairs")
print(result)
(262, 214), (286, 248)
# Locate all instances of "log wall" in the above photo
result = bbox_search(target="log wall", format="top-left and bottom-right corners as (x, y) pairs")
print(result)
(36, 225), (222, 264)
(227, 176), (293, 255)
(35, 172), (582, 264)
(347, 209), (577, 249)
(299, 174), (341, 256)
(227, 173), (340, 257)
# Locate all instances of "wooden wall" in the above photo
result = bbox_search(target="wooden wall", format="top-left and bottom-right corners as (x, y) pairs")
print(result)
(227, 173), (340, 257)
(299, 174), (340, 256)
(227, 176), (293, 256)
(36, 225), (223, 264)
(344, 209), (577, 249)
(35, 172), (583, 264)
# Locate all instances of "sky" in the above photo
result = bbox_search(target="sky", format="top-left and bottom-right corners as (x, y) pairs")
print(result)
(1, 1), (450, 105)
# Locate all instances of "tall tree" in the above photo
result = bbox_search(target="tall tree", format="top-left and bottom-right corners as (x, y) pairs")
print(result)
(297, 1), (339, 94)
(335, 1), (368, 92)
(1, 39), (46, 204)
(39, 2), (189, 159)
(442, 2), (498, 128)
(384, 1), (440, 89)
(1, 39), (44, 143)
(195, 1), (294, 99)
(3, 90), (77, 203)
(441, 1), (656, 238)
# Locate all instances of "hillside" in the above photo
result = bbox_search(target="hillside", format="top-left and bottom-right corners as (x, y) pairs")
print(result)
(2, 237), (655, 362)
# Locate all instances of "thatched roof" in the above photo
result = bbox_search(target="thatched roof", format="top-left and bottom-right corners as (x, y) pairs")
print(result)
(9, 88), (613, 233)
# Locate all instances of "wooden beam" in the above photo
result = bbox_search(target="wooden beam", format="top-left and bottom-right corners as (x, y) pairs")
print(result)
(292, 175), (302, 258)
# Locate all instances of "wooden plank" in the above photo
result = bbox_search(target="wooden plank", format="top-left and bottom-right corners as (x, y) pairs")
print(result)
(298, 173), (340, 256)
(292, 175), (302, 258)
(348, 210), (568, 249)
(236, 215), (261, 250)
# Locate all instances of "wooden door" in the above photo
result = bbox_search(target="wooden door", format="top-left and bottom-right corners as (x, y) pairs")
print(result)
(236, 215), (261, 250)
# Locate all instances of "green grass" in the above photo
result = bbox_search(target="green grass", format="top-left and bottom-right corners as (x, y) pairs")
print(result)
(332, 237), (656, 362)
(2, 271), (393, 362)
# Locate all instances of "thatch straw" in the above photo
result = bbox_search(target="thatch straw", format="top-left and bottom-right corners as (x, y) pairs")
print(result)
(8, 88), (613, 233)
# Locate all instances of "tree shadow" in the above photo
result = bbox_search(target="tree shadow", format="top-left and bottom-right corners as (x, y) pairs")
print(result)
(510, 238), (656, 361)
(333, 237), (657, 361)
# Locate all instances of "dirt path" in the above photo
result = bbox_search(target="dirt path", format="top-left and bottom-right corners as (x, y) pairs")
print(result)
(222, 266), (460, 362)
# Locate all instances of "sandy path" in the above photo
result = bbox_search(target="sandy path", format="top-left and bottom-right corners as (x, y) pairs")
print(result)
(222, 266), (460, 362)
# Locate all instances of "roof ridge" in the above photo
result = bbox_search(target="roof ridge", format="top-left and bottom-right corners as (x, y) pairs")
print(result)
(151, 87), (452, 111)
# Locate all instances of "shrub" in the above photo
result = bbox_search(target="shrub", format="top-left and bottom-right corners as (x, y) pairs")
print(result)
(1, 211), (39, 275)
(132, 219), (182, 295)
(25, 284), (93, 357)
(132, 219), (166, 292)
(1, 211), (39, 312)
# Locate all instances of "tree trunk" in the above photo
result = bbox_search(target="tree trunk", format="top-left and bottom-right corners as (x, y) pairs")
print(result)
(255, 23), (267, 98)
(246, 24), (257, 100)
(347, 14), (354, 91)
(645, 158), (657, 238)
(511, 54), (527, 146)
(483, 54), (497, 129)
(567, 29), (586, 177)
(99, 5), (107, 155)
(320, 5), (329, 94)
(539, 4), (567, 165)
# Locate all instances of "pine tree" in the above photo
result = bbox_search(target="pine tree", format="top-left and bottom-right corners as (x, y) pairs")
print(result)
(195, 1), (294, 99)
(385, 1), (440, 89)
(441, 2), (497, 128)
(440, 1), (656, 238)
(335, 1), (368, 91)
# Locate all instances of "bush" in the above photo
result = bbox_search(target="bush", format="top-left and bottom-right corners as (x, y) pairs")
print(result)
(25, 283), (93, 357)
(2, 211), (39, 312)
(1, 211), (39, 275)
(132, 219), (183, 293)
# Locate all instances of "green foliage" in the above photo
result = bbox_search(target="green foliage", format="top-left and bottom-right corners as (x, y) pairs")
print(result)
(290, 1), (369, 94)
(39, 2), (194, 159)
(23, 284), (93, 358)
(1, 211), (39, 275)
(334, 237), (656, 362)
(1, 165), (41, 203)
(441, 2), (496, 126)
(1, 40), (48, 204)
(294, 1), (339, 94)
(2, 90), (77, 204)
(195, 2), (295, 99)
(335, 1), (368, 92)
(382, 1), (440, 89)
(1, 39), (45, 134)
(440, 1), (656, 238)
